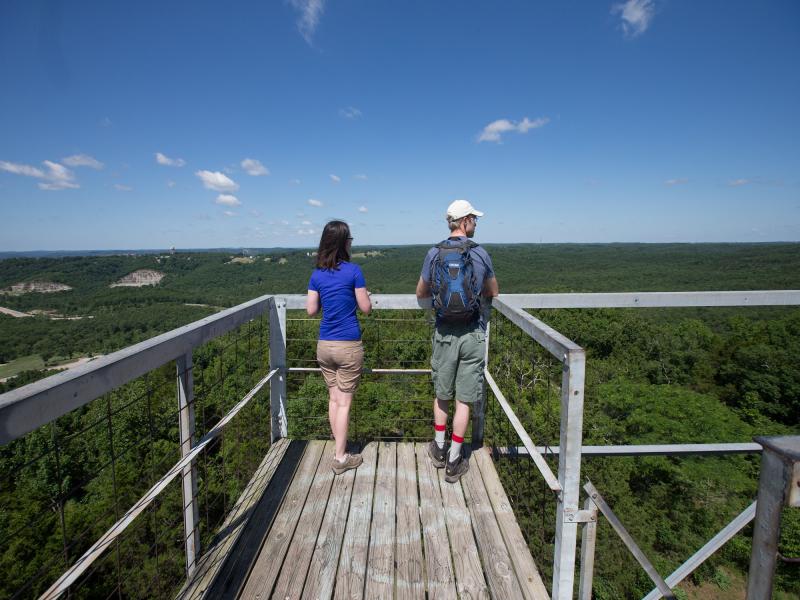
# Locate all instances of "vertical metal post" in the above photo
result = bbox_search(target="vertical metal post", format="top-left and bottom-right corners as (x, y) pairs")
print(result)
(746, 435), (800, 600)
(578, 496), (598, 600)
(177, 352), (200, 576)
(473, 320), (490, 447)
(269, 297), (288, 442)
(552, 349), (586, 600)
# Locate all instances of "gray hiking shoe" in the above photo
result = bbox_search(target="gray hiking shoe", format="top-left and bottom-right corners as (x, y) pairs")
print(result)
(427, 440), (447, 468)
(332, 453), (363, 475)
(444, 454), (469, 483)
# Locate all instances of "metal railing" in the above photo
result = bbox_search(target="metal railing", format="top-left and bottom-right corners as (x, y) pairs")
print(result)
(0, 291), (798, 600)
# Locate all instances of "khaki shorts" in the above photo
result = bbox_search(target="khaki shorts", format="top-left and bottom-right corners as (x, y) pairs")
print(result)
(317, 340), (364, 393)
(431, 325), (486, 404)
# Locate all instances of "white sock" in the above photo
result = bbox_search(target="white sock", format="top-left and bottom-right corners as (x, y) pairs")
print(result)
(449, 436), (463, 462)
(434, 427), (446, 449)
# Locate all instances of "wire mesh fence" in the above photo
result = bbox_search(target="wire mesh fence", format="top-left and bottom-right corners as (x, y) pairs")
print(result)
(285, 309), (442, 443)
(484, 306), (565, 586)
(0, 312), (271, 600)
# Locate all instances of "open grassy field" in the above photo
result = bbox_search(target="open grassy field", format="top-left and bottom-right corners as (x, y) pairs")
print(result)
(0, 354), (44, 379)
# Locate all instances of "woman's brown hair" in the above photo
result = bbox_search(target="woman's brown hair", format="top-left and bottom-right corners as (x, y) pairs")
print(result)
(316, 220), (351, 270)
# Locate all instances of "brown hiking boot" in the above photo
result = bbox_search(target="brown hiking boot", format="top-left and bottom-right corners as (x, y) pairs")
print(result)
(444, 454), (469, 483)
(427, 440), (447, 468)
(332, 453), (363, 475)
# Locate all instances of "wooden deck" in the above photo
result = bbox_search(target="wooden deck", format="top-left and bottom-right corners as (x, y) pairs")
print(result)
(178, 439), (549, 600)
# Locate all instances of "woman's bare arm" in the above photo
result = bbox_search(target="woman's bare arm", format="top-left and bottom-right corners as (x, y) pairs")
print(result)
(306, 290), (320, 316)
(355, 287), (372, 314)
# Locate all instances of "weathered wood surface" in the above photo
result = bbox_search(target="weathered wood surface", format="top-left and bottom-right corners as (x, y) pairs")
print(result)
(333, 443), (378, 600)
(365, 442), (397, 599)
(176, 438), (290, 600)
(438, 467), (490, 600)
(271, 441), (336, 599)
(474, 448), (550, 600)
(302, 448), (357, 600)
(461, 451), (526, 600)
(395, 443), (424, 599)
(415, 443), (458, 600)
(191, 441), (548, 600)
(239, 440), (324, 599)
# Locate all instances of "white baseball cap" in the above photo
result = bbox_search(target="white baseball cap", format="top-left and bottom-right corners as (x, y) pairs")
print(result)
(446, 199), (484, 220)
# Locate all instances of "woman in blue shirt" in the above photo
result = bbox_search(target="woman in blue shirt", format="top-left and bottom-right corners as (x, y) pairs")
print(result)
(306, 221), (372, 474)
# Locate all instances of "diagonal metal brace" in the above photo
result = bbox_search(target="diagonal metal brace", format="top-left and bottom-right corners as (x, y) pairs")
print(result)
(584, 480), (676, 600)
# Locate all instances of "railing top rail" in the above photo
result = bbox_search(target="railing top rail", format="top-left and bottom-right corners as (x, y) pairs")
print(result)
(4, 290), (797, 446)
(0, 293), (276, 445)
(503, 290), (800, 309)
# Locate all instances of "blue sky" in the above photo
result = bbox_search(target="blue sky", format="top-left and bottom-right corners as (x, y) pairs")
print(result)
(1, 0), (798, 250)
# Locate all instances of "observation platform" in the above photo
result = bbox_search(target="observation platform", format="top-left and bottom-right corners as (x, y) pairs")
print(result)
(179, 439), (549, 600)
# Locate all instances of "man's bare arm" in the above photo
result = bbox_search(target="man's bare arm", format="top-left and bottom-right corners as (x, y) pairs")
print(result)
(416, 276), (431, 299)
(482, 276), (499, 298)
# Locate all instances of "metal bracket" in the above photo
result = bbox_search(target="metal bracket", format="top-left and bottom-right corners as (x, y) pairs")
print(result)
(563, 508), (597, 523)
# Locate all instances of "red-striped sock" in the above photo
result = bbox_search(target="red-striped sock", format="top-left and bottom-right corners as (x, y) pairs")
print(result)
(434, 424), (446, 449)
(449, 433), (464, 462)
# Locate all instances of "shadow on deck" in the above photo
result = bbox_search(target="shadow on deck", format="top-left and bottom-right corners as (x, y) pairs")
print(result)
(177, 439), (549, 600)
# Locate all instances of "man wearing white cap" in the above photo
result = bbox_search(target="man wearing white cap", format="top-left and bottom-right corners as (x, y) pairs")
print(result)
(416, 199), (499, 482)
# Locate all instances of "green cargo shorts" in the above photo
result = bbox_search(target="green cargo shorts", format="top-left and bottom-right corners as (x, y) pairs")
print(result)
(431, 325), (486, 404)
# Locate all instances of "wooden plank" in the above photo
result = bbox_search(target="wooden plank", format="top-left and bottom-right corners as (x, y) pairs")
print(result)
(415, 443), (457, 600)
(365, 442), (396, 599)
(272, 440), (337, 599)
(239, 440), (325, 599)
(334, 443), (378, 600)
(461, 454), (526, 600)
(302, 448), (358, 600)
(473, 448), (550, 600)
(395, 443), (425, 599)
(208, 440), (307, 600)
(437, 468), (490, 600)
(176, 438), (291, 599)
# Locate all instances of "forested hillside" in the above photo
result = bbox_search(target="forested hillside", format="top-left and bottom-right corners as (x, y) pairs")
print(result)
(1, 243), (799, 599)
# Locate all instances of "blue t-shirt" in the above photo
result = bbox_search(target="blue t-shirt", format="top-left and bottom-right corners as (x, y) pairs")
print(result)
(420, 237), (495, 331)
(308, 261), (366, 341)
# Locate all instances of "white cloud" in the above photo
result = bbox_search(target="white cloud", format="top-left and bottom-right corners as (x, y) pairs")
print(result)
(301, 220), (312, 225)
(477, 116), (550, 143)
(114, 184), (133, 191)
(358, 205), (368, 213)
(290, 178), (302, 185)
(100, 117), (112, 128)
(329, 174), (341, 183)
(664, 178), (688, 186)
(0, 161), (46, 178)
(354, 174), (368, 181)
(307, 198), (323, 207)
(612, 0), (655, 38)
(216, 194), (241, 206)
(223, 210), (238, 217)
(167, 180), (176, 188)
(1, 160), (79, 190)
(729, 178), (751, 187)
(339, 106), (362, 120)
(297, 228), (316, 235)
(281, 219), (290, 225)
(156, 152), (187, 167)
(196, 170), (239, 192)
(62, 154), (104, 169)
(241, 158), (269, 176)
(289, 0), (325, 45)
